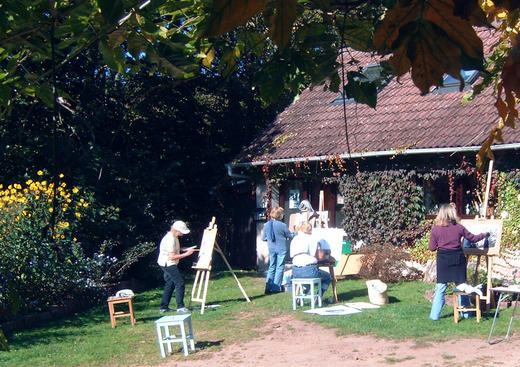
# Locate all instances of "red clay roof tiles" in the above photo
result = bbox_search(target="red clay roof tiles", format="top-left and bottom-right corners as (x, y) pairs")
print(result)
(235, 29), (520, 164)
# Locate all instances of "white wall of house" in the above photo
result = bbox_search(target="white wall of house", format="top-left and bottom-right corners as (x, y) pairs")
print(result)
(255, 184), (279, 272)
(256, 222), (269, 272)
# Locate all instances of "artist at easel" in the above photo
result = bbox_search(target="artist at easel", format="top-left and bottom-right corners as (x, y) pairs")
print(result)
(157, 220), (196, 315)
(427, 204), (488, 321)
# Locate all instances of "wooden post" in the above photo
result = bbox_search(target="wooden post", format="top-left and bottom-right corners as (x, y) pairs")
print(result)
(481, 160), (494, 218)
(470, 159), (495, 311)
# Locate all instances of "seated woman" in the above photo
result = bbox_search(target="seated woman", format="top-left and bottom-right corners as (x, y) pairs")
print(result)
(290, 222), (332, 293)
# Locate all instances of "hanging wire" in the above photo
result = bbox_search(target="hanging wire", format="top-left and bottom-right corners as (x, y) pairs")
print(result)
(337, 10), (351, 158)
(333, 9), (360, 237)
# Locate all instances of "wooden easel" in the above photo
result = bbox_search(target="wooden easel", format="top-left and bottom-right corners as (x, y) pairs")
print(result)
(468, 251), (494, 311)
(463, 160), (500, 311)
(189, 217), (250, 314)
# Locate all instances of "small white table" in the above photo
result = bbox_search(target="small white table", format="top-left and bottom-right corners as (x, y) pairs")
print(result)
(155, 314), (195, 357)
(488, 286), (520, 344)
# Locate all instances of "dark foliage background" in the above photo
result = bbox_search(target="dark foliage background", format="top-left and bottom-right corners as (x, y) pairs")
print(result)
(0, 47), (293, 301)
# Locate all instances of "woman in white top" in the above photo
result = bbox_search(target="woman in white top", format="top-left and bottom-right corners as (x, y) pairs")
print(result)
(290, 222), (332, 292)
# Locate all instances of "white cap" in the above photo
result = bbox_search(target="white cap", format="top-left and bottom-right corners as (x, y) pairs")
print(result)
(171, 220), (190, 234)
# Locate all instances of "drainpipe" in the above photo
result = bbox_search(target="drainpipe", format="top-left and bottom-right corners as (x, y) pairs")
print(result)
(225, 163), (250, 180)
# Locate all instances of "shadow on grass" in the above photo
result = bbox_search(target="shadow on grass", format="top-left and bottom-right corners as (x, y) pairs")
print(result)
(388, 296), (400, 304)
(337, 287), (368, 301)
(188, 271), (262, 282)
(195, 339), (224, 349)
(198, 296), (256, 304)
(136, 315), (164, 323)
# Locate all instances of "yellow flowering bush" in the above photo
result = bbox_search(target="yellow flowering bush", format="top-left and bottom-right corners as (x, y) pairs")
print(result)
(0, 170), (97, 314)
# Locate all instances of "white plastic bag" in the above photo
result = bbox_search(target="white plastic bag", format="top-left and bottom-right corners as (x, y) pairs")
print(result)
(115, 289), (135, 298)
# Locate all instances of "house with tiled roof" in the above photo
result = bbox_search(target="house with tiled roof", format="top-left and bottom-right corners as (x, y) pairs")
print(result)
(226, 28), (520, 270)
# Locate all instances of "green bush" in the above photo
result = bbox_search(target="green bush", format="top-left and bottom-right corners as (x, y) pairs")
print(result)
(496, 171), (520, 251)
(408, 221), (436, 264)
(0, 171), (109, 316)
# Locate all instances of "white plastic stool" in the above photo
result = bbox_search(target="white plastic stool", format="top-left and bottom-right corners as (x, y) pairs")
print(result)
(155, 314), (195, 357)
(292, 278), (322, 310)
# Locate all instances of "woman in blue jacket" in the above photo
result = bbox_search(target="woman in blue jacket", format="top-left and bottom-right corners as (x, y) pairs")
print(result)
(262, 207), (295, 294)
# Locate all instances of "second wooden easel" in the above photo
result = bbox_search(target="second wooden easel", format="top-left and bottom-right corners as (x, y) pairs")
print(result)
(189, 217), (250, 314)
(463, 160), (501, 311)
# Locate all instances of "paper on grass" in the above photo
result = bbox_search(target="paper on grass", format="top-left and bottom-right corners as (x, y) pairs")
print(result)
(344, 302), (380, 310)
(199, 304), (221, 309)
(304, 305), (362, 316)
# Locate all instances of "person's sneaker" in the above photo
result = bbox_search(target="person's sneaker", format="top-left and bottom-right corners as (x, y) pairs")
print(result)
(176, 307), (191, 314)
(159, 308), (174, 314)
(323, 297), (335, 305)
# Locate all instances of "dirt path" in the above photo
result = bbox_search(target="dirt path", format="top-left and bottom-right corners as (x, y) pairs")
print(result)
(146, 314), (520, 367)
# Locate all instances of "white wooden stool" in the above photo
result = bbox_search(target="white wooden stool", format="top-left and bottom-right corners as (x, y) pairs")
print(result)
(155, 314), (195, 357)
(292, 278), (322, 310)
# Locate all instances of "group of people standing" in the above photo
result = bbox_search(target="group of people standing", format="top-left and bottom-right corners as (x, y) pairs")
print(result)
(261, 206), (332, 296)
(262, 203), (488, 321)
(155, 202), (487, 321)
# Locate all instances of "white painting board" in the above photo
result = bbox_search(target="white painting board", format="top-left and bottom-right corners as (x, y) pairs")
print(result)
(344, 302), (380, 310)
(460, 219), (503, 256)
(304, 305), (362, 316)
(194, 225), (217, 269)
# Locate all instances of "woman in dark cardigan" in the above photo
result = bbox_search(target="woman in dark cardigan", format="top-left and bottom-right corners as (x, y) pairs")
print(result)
(428, 204), (488, 321)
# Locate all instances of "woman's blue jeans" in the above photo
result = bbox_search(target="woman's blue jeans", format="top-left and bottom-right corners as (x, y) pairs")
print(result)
(429, 283), (447, 320)
(266, 247), (287, 292)
(292, 264), (332, 292)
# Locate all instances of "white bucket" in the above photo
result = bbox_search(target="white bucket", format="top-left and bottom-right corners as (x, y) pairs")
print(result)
(366, 279), (389, 305)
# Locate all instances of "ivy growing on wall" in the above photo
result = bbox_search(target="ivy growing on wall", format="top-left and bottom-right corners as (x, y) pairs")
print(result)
(496, 170), (520, 251)
(335, 170), (426, 248)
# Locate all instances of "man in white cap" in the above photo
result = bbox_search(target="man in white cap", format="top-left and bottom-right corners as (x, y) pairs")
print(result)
(157, 220), (195, 314)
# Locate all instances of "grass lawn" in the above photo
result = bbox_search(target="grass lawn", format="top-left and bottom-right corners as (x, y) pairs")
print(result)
(0, 271), (515, 366)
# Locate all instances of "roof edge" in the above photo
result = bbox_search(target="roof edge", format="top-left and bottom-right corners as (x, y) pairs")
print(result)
(230, 143), (520, 167)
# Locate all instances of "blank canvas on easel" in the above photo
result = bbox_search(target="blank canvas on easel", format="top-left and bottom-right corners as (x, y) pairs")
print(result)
(195, 225), (217, 269)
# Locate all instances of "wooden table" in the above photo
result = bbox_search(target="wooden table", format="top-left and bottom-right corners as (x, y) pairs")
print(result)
(318, 258), (338, 303)
(488, 286), (520, 344)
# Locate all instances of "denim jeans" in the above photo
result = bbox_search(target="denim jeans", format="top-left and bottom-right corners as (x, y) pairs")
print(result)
(458, 294), (474, 319)
(160, 264), (185, 310)
(292, 264), (332, 292)
(429, 282), (447, 320)
(266, 247), (287, 292)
